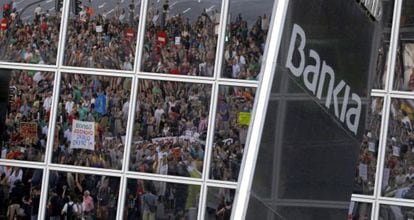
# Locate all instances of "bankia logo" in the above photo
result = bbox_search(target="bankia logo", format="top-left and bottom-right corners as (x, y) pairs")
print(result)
(285, 24), (362, 135)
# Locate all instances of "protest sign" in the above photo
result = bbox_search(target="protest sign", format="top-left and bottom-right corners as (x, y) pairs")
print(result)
(70, 120), (95, 150)
(238, 112), (251, 125)
(19, 122), (38, 143)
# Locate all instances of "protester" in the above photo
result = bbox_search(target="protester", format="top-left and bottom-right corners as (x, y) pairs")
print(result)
(124, 178), (200, 220)
(53, 73), (131, 170)
(0, 166), (43, 220)
(0, 2), (61, 64)
(1, 70), (54, 162)
(129, 80), (211, 178)
(46, 171), (120, 220)
(64, 3), (138, 70)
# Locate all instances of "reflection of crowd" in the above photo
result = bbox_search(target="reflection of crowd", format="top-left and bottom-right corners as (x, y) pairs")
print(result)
(0, 3), (61, 64)
(222, 14), (269, 80)
(130, 80), (211, 178)
(53, 74), (131, 169)
(0, 166), (43, 220)
(46, 171), (119, 220)
(141, 3), (220, 76)
(353, 97), (382, 195)
(205, 187), (234, 220)
(64, 4), (138, 70)
(124, 179), (199, 220)
(381, 99), (414, 200)
(380, 205), (414, 220)
(210, 86), (255, 181)
(1, 70), (54, 162)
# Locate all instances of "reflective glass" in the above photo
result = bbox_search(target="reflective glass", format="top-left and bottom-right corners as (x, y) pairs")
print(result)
(210, 85), (256, 181)
(124, 178), (200, 220)
(46, 170), (120, 220)
(0, 69), (54, 162)
(129, 80), (211, 178)
(0, 166), (43, 219)
(53, 73), (132, 170)
(0, 0), (63, 64)
(353, 97), (383, 195)
(204, 187), (235, 219)
(348, 201), (372, 220)
(380, 204), (414, 219)
(141, 0), (221, 76)
(221, 0), (274, 80)
(382, 98), (414, 199)
(63, 0), (140, 70)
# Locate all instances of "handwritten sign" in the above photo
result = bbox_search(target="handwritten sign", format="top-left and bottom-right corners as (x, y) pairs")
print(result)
(70, 120), (95, 150)
(19, 122), (38, 143)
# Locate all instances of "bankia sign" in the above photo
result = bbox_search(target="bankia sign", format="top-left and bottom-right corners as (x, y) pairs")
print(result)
(246, 0), (381, 219)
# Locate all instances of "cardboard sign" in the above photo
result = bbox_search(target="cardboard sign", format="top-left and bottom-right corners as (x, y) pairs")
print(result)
(70, 120), (95, 150)
(238, 112), (252, 126)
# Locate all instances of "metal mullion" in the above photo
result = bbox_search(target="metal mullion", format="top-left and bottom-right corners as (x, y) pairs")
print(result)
(47, 164), (123, 177)
(385, 0), (403, 92)
(377, 198), (414, 207)
(38, 166), (50, 220)
(116, 174), (127, 220)
(205, 180), (237, 189)
(134, 0), (149, 74)
(0, 160), (45, 169)
(388, 90), (414, 98)
(60, 67), (134, 78)
(218, 77), (259, 86)
(136, 73), (215, 84)
(56, 0), (71, 68)
(59, 65), (135, 74)
(232, 0), (290, 219)
(352, 194), (375, 201)
(372, 95), (391, 215)
(125, 173), (203, 186)
(0, 62), (57, 72)
(126, 170), (204, 184)
(137, 71), (215, 82)
(213, 0), (230, 80)
(372, 200), (380, 220)
(371, 90), (386, 97)
(217, 80), (259, 88)
(198, 183), (208, 220)
(351, 196), (375, 204)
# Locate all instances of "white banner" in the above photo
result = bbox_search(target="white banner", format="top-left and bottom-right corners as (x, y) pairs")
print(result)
(70, 120), (95, 150)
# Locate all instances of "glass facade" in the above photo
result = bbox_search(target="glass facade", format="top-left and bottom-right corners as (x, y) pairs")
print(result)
(0, 0), (410, 220)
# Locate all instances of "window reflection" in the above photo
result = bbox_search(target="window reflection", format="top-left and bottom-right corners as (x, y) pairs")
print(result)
(205, 187), (235, 220)
(380, 204), (414, 219)
(348, 201), (372, 220)
(129, 80), (212, 178)
(353, 97), (383, 195)
(141, 0), (221, 76)
(222, 0), (274, 80)
(0, 0), (62, 64)
(382, 98), (414, 199)
(0, 166), (43, 220)
(46, 170), (120, 220)
(210, 86), (255, 181)
(53, 73), (132, 170)
(124, 178), (200, 220)
(0, 69), (54, 162)
(64, 0), (140, 70)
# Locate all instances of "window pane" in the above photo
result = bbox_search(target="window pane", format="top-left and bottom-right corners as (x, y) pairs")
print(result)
(53, 73), (132, 170)
(0, 69), (54, 162)
(0, 0), (62, 64)
(348, 201), (372, 220)
(129, 79), (212, 178)
(124, 178), (200, 220)
(379, 204), (414, 219)
(353, 97), (383, 195)
(205, 187), (235, 219)
(63, 0), (140, 70)
(141, 0), (221, 76)
(221, 0), (275, 80)
(46, 170), (120, 220)
(0, 166), (43, 219)
(210, 85), (256, 181)
(382, 98), (414, 199)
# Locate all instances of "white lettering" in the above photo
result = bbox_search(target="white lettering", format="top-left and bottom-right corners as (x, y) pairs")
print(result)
(286, 24), (306, 77)
(303, 50), (320, 94)
(346, 94), (361, 134)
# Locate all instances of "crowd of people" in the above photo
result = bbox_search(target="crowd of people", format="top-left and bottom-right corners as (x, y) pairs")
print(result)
(0, 166), (43, 220)
(53, 73), (132, 170)
(205, 187), (234, 220)
(141, 3), (220, 76)
(129, 80), (211, 178)
(1, 70), (54, 162)
(124, 178), (200, 220)
(46, 171), (120, 220)
(210, 86), (255, 182)
(379, 98), (414, 201)
(353, 97), (383, 195)
(221, 13), (270, 80)
(0, 2), (61, 64)
(64, 2), (139, 70)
